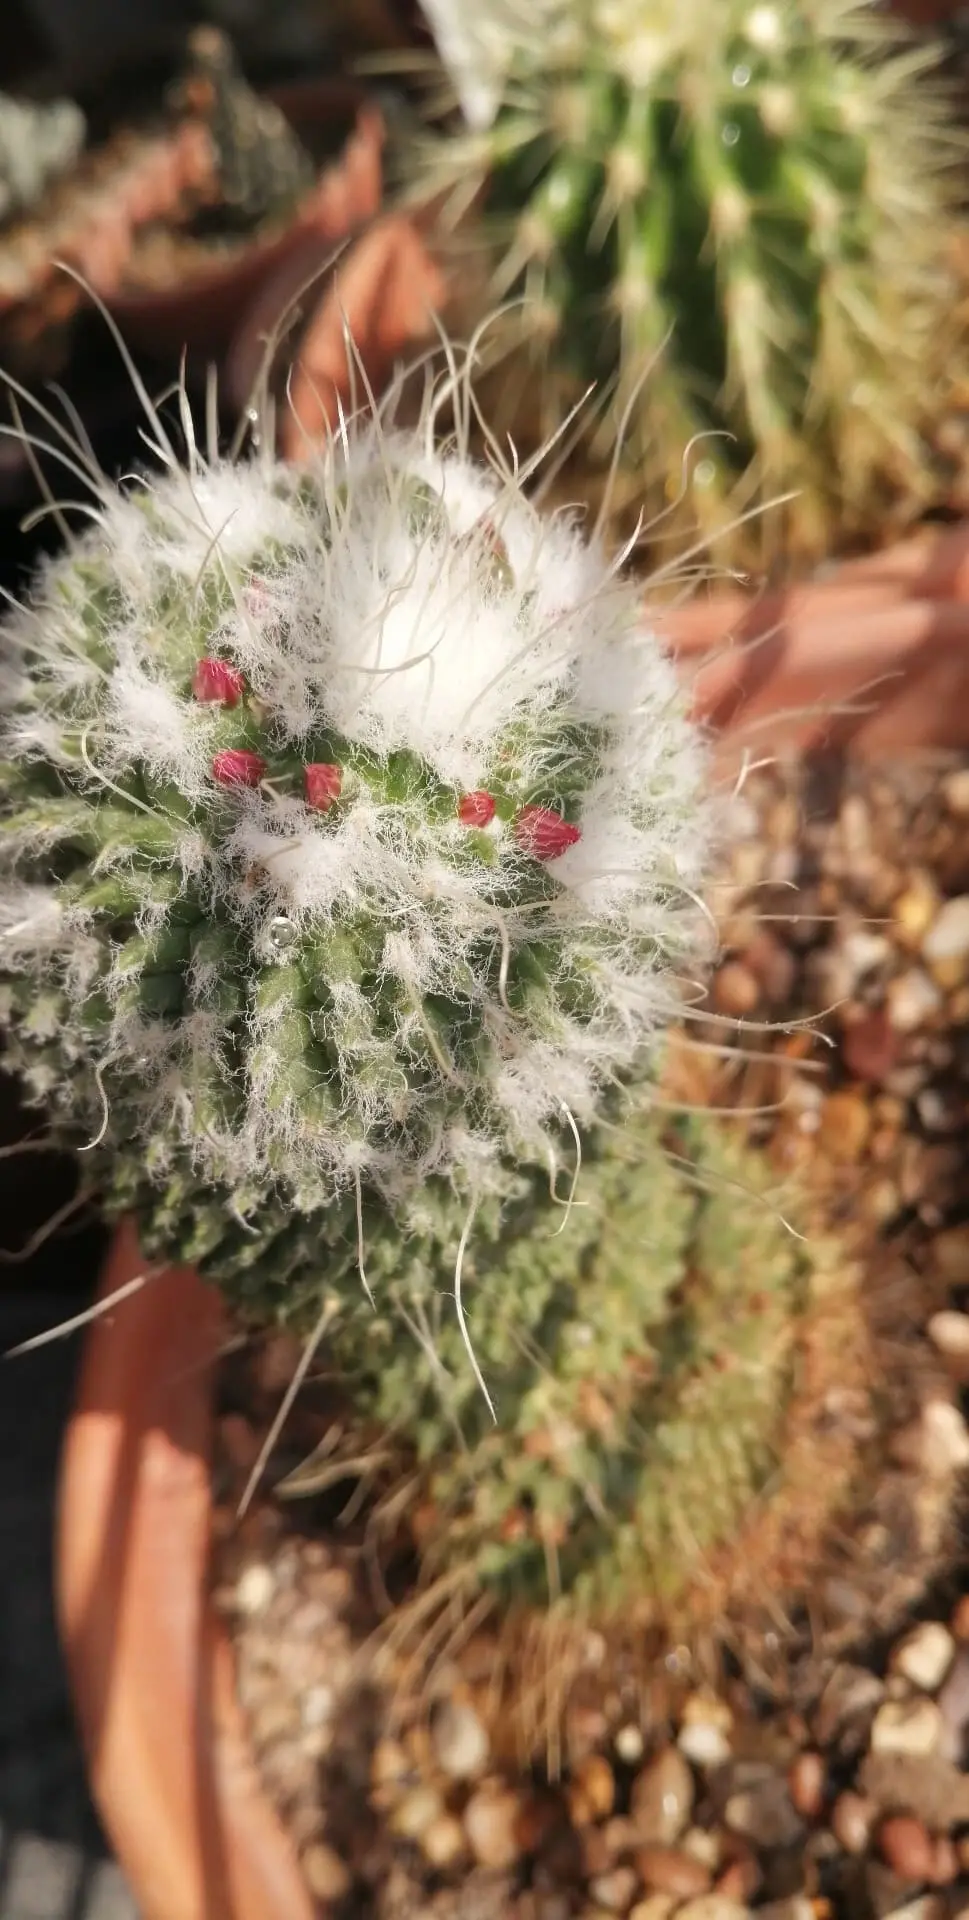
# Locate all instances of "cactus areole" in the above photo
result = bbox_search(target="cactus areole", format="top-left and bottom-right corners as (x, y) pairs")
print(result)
(0, 380), (711, 1305)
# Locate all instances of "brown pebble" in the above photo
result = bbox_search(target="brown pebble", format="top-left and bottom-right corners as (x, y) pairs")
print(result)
(630, 1748), (694, 1846)
(929, 1834), (958, 1885)
(301, 1842), (351, 1901)
(788, 1750), (825, 1819)
(635, 1845), (711, 1898)
(421, 1813), (466, 1869)
(714, 1851), (761, 1902)
(568, 1754), (616, 1826)
(819, 1090), (871, 1161)
(951, 1594), (969, 1641)
(878, 1813), (936, 1881)
(830, 1791), (874, 1855)
(842, 1008), (897, 1083)
(712, 961), (760, 1017)
(464, 1784), (524, 1870)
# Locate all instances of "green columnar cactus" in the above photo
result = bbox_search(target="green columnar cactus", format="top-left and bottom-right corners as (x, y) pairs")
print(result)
(169, 26), (315, 231)
(413, 0), (962, 564)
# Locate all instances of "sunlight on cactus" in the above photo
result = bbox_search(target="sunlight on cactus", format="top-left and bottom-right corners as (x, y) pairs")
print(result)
(0, 345), (710, 1263)
(413, 0), (963, 564)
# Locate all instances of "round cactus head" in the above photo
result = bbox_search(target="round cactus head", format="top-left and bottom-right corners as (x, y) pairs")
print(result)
(0, 350), (711, 1273)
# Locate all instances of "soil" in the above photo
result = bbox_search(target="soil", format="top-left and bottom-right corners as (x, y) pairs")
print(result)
(211, 748), (969, 1920)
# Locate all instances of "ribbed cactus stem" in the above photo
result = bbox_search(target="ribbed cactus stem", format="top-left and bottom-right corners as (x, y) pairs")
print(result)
(415, 0), (962, 562)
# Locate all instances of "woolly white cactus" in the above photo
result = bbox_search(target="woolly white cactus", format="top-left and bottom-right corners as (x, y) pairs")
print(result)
(0, 354), (710, 1249)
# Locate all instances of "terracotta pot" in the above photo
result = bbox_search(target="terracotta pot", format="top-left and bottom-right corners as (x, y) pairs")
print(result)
(53, 522), (969, 1917)
(103, 82), (385, 365)
(225, 209), (448, 457)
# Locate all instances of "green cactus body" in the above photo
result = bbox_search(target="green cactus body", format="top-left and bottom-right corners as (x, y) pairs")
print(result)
(0, 372), (875, 1672)
(417, 0), (961, 561)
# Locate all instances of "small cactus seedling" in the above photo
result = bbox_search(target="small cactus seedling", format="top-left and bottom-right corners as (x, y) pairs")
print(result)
(413, 0), (963, 565)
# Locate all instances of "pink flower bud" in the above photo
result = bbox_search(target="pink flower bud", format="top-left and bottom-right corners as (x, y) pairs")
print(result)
(304, 762), (343, 812)
(458, 790), (496, 828)
(514, 805), (581, 861)
(211, 749), (267, 789)
(192, 658), (245, 706)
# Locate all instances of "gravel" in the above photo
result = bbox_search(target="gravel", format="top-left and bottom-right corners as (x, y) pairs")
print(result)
(210, 753), (969, 1919)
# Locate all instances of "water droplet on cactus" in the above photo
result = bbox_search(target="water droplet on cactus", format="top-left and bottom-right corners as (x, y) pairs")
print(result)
(693, 460), (717, 490)
(721, 122), (741, 148)
(211, 748), (267, 788)
(731, 64), (751, 88)
(267, 914), (297, 956)
(514, 806), (581, 861)
(458, 791), (497, 829)
(193, 658), (245, 706)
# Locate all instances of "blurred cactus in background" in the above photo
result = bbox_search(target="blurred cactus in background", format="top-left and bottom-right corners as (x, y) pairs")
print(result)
(412, 0), (964, 567)
(0, 89), (86, 225)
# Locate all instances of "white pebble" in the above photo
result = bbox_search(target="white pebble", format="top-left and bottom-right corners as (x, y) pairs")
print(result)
(432, 1699), (490, 1779)
(891, 1621), (955, 1693)
(234, 1562), (274, 1616)
(614, 1724), (645, 1764)
(887, 970), (942, 1034)
(870, 1697), (944, 1757)
(301, 1684), (335, 1729)
(677, 1721), (732, 1768)
(924, 895), (969, 963)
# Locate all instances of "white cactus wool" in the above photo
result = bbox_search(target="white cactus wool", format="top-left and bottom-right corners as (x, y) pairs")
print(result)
(0, 353), (711, 1226)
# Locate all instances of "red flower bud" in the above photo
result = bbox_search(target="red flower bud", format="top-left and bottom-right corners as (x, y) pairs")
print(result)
(211, 749), (267, 789)
(514, 805), (581, 861)
(192, 658), (245, 706)
(304, 762), (343, 812)
(458, 790), (496, 828)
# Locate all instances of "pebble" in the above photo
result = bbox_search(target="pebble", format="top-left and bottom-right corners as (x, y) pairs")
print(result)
(678, 1695), (733, 1769)
(787, 1750), (825, 1819)
(301, 1842), (351, 1901)
(870, 1699), (944, 1757)
(936, 1650), (969, 1761)
(724, 1771), (803, 1849)
(569, 1755), (616, 1826)
(713, 962), (760, 1017)
(674, 1900), (749, 1920)
(951, 1595), (969, 1641)
(464, 1785), (525, 1870)
(629, 1901), (676, 1920)
(588, 1868), (639, 1912)
(635, 1845), (711, 1898)
(878, 1815), (936, 1882)
(843, 1007), (898, 1081)
(234, 1562), (275, 1616)
(927, 1311), (969, 1384)
(390, 1785), (445, 1841)
(818, 1090), (871, 1161)
(894, 874), (940, 947)
(887, 971), (943, 1034)
(890, 1622), (956, 1693)
(615, 1725), (645, 1765)
(432, 1699), (490, 1780)
(631, 1748), (694, 1845)
(931, 1224), (969, 1283)
(755, 1902), (814, 1920)
(923, 895), (969, 986)
(943, 768), (969, 814)
(890, 1399), (969, 1478)
(421, 1813), (467, 1869)
(831, 1790), (875, 1854)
